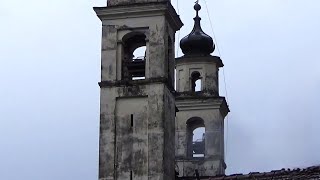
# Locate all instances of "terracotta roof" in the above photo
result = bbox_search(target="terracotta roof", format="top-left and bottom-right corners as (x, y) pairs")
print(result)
(178, 166), (320, 180)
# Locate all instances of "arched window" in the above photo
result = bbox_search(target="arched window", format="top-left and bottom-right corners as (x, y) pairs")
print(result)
(122, 33), (147, 80)
(186, 117), (205, 158)
(192, 127), (205, 157)
(132, 46), (146, 80)
(191, 71), (201, 92)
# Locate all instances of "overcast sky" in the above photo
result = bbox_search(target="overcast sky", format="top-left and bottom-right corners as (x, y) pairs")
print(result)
(1, 0), (320, 179)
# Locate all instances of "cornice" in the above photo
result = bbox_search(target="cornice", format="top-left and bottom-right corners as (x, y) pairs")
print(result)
(94, 2), (183, 31)
(175, 55), (224, 68)
(99, 77), (175, 92)
(176, 96), (230, 117)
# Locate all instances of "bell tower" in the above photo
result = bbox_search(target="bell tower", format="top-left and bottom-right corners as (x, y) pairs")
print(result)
(94, 1), (183, 180)
(175, 2), (229, 177)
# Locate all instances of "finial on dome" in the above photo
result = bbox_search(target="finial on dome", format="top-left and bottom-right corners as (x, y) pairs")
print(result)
(180, 1), (215, 56)
(194, 1), (201, 16)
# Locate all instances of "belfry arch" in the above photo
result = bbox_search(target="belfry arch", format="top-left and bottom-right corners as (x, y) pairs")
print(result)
(186, 117), (205, 158)
(121, 32), (148, 80)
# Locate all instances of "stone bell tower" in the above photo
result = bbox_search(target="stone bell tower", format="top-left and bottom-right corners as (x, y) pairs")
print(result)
(94, 0), (183, 180)
(175, 2), (229, 177)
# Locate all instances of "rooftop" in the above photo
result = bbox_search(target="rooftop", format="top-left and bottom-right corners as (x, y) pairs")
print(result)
(178, 166), (320, 180)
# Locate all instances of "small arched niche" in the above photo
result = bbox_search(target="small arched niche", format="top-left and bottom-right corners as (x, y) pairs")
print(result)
(186, 117), (205, 158)
(122, 32), (147, 80)
(191, 71), (202, 92)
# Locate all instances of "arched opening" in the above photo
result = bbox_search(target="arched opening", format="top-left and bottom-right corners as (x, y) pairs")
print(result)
(186, 117), (205, 158)
(132, 46), (146, 80)
(192, 127), (205, 157)
(133, 46), (146, 60)
(195, 79), (201, 92)
(191, 71), (201, 92)
(122, 33), (147, 80)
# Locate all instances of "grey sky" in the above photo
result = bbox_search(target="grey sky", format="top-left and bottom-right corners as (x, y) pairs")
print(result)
(1, 0), (319, 179)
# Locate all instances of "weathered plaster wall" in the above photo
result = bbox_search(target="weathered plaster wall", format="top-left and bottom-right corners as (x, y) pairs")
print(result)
(100, 84), (176, 180)
(175, 102), (225, 158)
(115, 97), (148, 179)
(163, 87), (176, 179)
(175, 56), (228, 177)
(175, 56), (223, 95)
(175, 98), (226, 177)
(100, 15), (167, 82)
(176, 160), (225, 177)
(95, 3), (182, 180)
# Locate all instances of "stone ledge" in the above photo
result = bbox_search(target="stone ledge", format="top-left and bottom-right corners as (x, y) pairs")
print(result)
(176, 96), (229, 117)
(99, 77), (175, 92)
(175, 55), (224, 68)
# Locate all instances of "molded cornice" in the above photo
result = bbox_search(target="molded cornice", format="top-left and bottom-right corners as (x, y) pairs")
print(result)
(94, 2), (183, 31)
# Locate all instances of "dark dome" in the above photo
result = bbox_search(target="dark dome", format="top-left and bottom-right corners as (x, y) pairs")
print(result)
(180, 3), (215, 56)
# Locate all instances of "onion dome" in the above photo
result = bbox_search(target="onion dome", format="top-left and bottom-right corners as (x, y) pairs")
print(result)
(180, 2), (215, 56)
